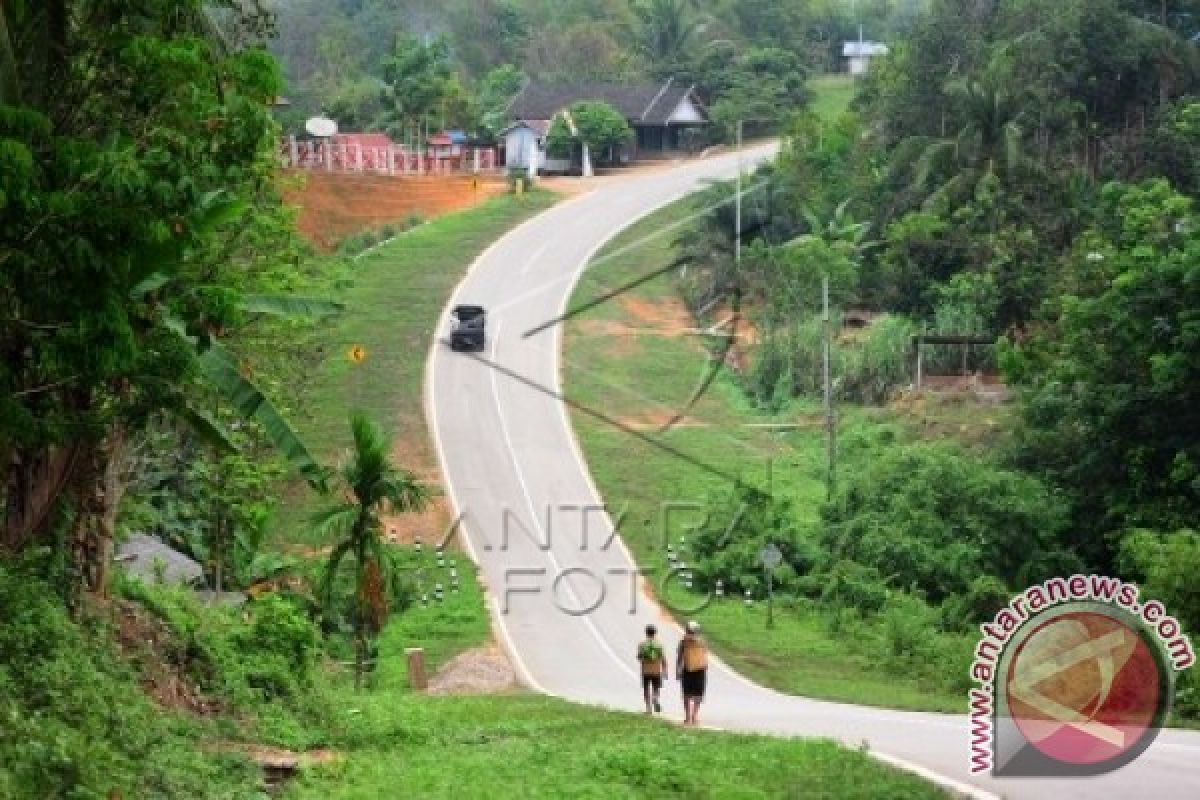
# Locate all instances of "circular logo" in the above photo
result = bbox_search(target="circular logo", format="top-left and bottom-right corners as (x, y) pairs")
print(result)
(1003, 604), (1171, 771)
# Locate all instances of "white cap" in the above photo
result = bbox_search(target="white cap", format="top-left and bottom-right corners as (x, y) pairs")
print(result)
(686, 620), (700, 633)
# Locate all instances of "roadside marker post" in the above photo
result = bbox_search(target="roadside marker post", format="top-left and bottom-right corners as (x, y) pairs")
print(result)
(760, 544), (782, 629)
(758, 546), (777, 628)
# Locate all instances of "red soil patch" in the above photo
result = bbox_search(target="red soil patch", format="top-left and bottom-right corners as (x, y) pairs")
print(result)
(281, 171), (507, 250)
(618, 295), (695, 335)
(614, 409), (709, 430)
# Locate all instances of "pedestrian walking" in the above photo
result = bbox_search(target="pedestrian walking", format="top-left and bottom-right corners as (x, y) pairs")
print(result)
(637, 624), (668, 714)
(676, 620), (708, 726)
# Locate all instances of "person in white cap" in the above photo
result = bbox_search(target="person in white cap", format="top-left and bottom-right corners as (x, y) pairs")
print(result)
(676, 620), (708, 725)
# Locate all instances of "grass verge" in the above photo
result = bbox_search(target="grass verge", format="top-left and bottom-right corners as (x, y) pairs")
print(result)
(563, 199), (974, 713)
(271, 189), (559, 546)
(809, 73), (857, 119)
(286, 690), (947, 799)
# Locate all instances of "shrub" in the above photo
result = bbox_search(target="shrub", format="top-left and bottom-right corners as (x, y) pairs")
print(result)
(840, 314), (917, 403)
(0, 562), (260, 798)
(117, 577), (322, 704)
(820, 560), (890, 613)
(942, 575), (1012, 631)
(506, 170), (532, 194)
(1118, 529), (1200, 636)
(748, 313), (916, 406)
(821, 442), (1082, 603)
(687, 484), (822, 596)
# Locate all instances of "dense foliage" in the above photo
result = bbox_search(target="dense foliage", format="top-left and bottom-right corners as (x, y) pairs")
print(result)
(0, 560), (263, 798)
(266, 0), (915, 140)
(673, 0), (1200, 703)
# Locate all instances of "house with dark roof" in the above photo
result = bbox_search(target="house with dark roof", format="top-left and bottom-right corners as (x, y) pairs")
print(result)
(501, 78), (709, 171)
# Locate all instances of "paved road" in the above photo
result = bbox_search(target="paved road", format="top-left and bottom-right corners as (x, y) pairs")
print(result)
(426, 149), (1200, 799)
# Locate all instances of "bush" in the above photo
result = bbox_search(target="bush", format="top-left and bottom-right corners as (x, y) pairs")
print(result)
(747, 313), (916, 407)
(687, 484), (822, 596)
(942, 575), (1012, 631)
(1118, 529), (1200, 636)
(841, 314), (918, 403)
(506, 170), (532, 193)
(821, 442), (1082, 603)
(820, 560), (890, 613)
(118, 577), (322, 705)
(0, 561), (260, 798)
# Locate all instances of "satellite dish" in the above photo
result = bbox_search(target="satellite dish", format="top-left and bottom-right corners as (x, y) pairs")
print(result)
(305, 116), (337, 138)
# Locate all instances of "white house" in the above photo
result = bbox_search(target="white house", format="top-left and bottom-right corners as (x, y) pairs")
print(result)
(501, 78), (710, 173)
(843, 39), (889, 75)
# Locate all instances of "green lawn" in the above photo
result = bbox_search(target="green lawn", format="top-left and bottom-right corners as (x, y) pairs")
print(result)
(287, 694), (946, 799)
(563, 200), (969, 714)
(271, 190), (559, 545)
(809, 73), (858, 120)
(288, 590), (945, 800)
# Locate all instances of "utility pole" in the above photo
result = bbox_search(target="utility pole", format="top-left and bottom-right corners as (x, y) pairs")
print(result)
(735, 119), (743, 267)
(823, 274), (837, 499)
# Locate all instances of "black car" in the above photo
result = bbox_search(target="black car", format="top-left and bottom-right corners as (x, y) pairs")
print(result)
(450, 305), (486, 351)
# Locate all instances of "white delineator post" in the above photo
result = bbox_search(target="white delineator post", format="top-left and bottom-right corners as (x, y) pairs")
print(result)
(582, 141), (593, 177)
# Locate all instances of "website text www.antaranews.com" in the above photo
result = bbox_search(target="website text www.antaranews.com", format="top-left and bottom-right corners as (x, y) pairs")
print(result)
(968, 574), (1195, 774)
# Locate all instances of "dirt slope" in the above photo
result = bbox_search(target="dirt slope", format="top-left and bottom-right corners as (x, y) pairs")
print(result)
(282, 171), (507, 249)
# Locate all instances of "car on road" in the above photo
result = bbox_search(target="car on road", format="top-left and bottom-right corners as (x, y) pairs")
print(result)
(450, 304), (486, 351)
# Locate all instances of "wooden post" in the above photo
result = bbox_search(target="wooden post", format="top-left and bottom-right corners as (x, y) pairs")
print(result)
(406, 647), (428, 690)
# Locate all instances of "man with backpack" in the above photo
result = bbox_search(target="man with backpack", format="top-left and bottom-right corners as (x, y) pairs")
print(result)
(637, 624), (668, 714)
(676, 620), (708, 726)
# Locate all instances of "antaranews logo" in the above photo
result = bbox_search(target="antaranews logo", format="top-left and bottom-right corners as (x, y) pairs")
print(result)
(968, 575), (1195, 777)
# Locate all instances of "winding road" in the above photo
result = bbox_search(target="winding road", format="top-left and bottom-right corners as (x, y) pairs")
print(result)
(426, 149), (1200, 799)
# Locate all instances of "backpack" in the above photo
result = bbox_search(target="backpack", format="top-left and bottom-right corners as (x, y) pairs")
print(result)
(681, 636), (708, 671)
(638, 640), (664, 674)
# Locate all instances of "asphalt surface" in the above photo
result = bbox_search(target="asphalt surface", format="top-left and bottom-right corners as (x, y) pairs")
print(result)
(426, 148), (1200, 799)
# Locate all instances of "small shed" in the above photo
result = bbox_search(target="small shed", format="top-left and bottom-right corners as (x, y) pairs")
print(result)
(501, 119), (551, 170)
(843, 39), (889, 75)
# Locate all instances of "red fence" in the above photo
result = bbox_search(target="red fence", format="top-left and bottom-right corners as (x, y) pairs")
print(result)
(280, 137), (498, 175)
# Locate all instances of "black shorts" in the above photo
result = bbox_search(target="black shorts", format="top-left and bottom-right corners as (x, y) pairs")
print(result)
(681, 668), (706, 699)
(642, 674), (663, 693)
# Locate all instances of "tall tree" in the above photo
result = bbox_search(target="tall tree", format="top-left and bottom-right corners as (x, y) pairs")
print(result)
(630, 0), (707, 77)
(891, 75), (1030, 210)
(0, 1), (321, 601)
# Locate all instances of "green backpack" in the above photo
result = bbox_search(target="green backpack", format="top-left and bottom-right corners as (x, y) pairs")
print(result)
(638, 640), (664, 673)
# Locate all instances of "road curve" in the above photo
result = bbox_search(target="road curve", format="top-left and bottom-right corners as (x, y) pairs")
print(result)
(426, 151), (1200, 799)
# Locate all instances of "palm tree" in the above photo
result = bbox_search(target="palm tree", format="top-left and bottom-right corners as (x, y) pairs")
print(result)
(631, 0), (706, 75)
(890, 77), (1031, 211)
(313, 412), (426, 688)
(795, 199), (876, 258)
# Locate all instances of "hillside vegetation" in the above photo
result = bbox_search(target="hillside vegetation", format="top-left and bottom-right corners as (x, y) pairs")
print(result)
(566, 6), (1200, 717)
